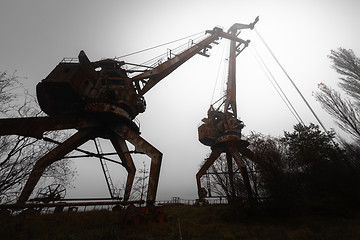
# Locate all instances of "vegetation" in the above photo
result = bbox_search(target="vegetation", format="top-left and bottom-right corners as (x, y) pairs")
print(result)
(130, 161), (149, 203)
(203, 47), (360, 212)
(0, 71), (75, 204)
(204, 123), (360, 211)
(0, 204), (360, 240)
(315, 48), (360, 142)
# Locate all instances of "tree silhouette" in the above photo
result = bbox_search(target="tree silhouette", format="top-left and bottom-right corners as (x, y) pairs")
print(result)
(204, 123), (360, 211)
(130, 161), (149, 205)
(315, 48), (360, 142)
(0, 71), (75, 204)
(277, 123), (359, 209)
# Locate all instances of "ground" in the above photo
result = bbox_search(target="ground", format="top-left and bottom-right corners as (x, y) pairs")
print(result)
(1, 204), (360, 240)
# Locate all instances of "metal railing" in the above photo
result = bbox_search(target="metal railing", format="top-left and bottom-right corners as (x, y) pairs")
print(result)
(156, 197), (228, 206)
(61, 57), (79, 63)
(1, 197), (229, 215)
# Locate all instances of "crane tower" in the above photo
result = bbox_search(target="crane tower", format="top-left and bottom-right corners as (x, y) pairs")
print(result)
(197, 17), (259, 203)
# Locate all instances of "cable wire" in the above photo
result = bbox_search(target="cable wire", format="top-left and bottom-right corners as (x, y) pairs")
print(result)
(125, 33), (209, 74)
(254, 27), (329, 133)
(115, 31), (204, 59)
(211, 41), (227, 104)
(250, 45), (304, 125)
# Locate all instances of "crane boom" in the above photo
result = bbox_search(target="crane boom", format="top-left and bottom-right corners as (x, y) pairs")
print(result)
(132, 24), (258, 96)
(132, 27), (224, 96)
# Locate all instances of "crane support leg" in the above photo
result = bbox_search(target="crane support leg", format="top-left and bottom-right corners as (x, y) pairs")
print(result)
(113, 125), (162, 206)
(196, 147), (222, 198)
(109, 134), (136, 202)
(17, 129), (95, 204)
(231, 149), (254, 202)
(226, 152), (236, 198)
(239, 146), (256, 162)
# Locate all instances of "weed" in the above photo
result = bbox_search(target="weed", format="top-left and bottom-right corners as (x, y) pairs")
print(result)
(1, 205), (360, 240)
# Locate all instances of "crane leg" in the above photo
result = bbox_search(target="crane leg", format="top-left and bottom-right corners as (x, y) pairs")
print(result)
(239, 146), (256, 162)
(196, 147), (222, 198)
(113, 125), (162, 206)
(109, 134), (136, 202)
(231, 149), (254, 202)
(17, 129), (95, 204)
(226, 151), (236, 198)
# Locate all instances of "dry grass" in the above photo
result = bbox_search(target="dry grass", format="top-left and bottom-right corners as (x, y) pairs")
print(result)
(1, 204), (360, 240)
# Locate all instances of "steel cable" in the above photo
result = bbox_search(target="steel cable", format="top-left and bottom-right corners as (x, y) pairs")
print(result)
(211, 40), (228, 105)
(115, 31), (204, 59)
(250, 45), (304, 125)
(254, 27), (329, 133)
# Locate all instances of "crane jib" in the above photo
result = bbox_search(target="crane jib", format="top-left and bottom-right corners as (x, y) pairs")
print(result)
(133, 32), (222, 96)
(132, 24), (257, 96)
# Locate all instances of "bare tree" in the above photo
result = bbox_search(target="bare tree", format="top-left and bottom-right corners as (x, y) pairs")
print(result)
(316, 84), (360, 141)
(202, 154), (243, 199)
(130, 161), (148, 204)
(0, 71), (75, 204)
(315, 48), (360, 142)
(328, 48), (360, 105)
(0, 72), (17, 113)
(200, 133), (282, 201)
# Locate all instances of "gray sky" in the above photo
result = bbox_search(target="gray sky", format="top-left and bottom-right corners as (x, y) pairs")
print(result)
(1, 0), (360, 201)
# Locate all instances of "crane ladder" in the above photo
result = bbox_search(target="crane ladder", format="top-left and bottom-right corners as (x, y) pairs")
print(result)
(94, 138), (120, 198)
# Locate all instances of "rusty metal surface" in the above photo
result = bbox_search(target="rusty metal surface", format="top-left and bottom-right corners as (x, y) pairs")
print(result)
(133, 27), (224, 95)
(14, 121), (163, 205)
(109, 133), (136, 201)
(0, 115), (96, 138)
(17, 129), (97, 204)
(113, 124), (162, 205)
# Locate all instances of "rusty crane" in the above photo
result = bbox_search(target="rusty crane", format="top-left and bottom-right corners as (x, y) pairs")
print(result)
(0, 18), (259, 207)
(197, 17), (259, 203)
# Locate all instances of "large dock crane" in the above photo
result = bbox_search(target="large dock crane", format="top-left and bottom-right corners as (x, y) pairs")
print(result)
(0, 18), (259, 206)
(197, 17), (259, 203)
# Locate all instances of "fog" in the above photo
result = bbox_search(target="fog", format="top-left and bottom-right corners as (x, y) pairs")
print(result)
(1, 0), (360, 201)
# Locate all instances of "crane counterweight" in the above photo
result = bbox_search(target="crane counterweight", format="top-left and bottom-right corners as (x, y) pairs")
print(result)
(37, 51), (144, 120)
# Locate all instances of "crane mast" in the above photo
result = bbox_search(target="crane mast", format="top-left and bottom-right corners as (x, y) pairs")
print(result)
(224, 19), (259, 117)
(224, 26), (239, 117)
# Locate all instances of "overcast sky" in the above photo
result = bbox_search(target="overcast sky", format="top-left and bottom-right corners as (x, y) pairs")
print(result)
(1, 0), (360, 201)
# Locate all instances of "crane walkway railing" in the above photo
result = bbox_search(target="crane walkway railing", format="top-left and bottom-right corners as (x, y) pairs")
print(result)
(126, 35), (209, 75)
(94, 138), (120, 199)
(61, 57), (79, 63)
(156, 197), (228, 206)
